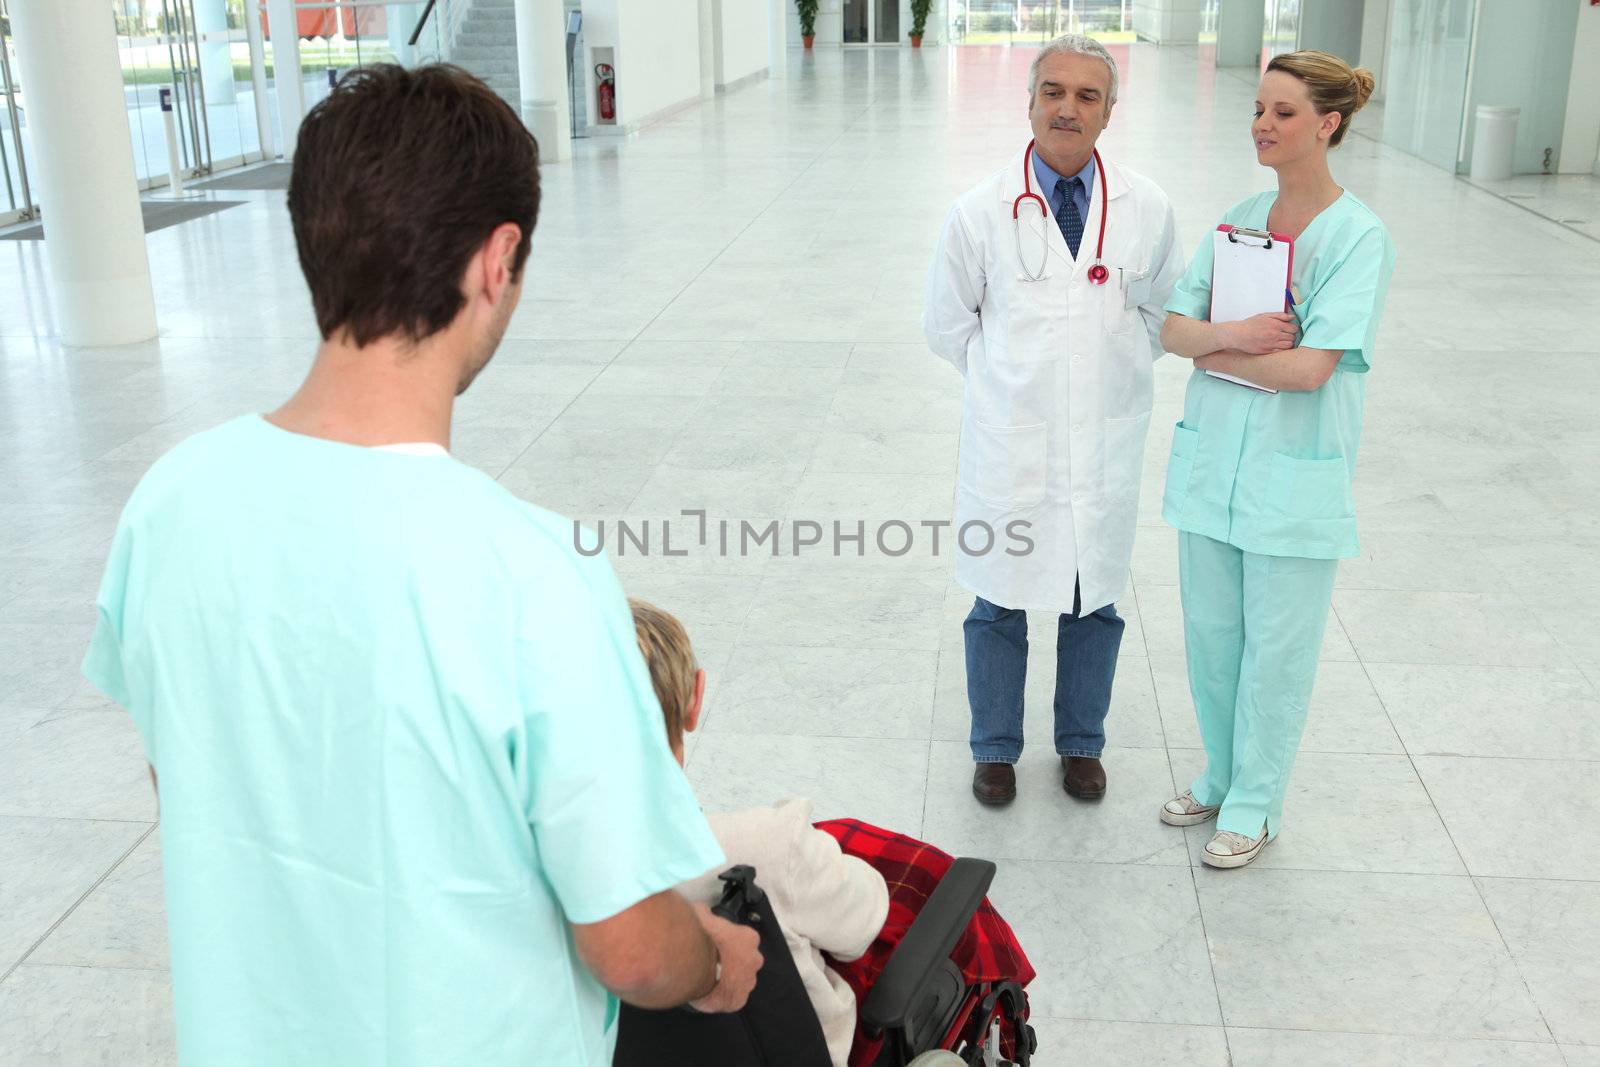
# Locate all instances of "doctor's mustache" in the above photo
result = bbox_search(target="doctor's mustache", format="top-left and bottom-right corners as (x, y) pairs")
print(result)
(573, 513), (1038, 560)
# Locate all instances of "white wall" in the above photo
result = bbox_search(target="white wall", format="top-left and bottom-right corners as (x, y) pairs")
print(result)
(714, 0), (770, 87)
(1359, 0), (1391, 103)
(1133, 0), (1202, 43)
(1463, 0), (1579, 174)
(581, 0), (702, 131)
(1297, 0), (1364, 65)
(1558, 1), (1600, 175)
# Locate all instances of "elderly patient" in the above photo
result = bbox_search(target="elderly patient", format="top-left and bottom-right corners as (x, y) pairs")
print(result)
(630, 598), (890, 1067)
(629, 599), (1037, 1067)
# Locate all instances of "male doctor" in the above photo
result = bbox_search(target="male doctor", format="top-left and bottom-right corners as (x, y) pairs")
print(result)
(924, 35), (1182, 806)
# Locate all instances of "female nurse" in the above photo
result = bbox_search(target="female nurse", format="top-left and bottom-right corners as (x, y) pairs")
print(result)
(1155, 50), (1396, 869)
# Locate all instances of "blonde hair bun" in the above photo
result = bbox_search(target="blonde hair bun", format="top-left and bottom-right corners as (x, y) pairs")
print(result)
(1352, 67), (1376, 111)
(1266, 50), (1378, 147)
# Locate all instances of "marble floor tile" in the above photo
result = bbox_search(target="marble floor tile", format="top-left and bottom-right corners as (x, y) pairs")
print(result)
(1335, 591), (1570, 668)
(742, 570), (948, 651)
(1168, 749), (1464, 875)
(30, 834), (167, 971)
(0, 818), (150, 973)
(1367, 663), (1600, 761)
(985, 860), (1220, 1026)
(685, 734), (930, 832)
(921, 743), (1187, 866)
(1414, 755), (1600, 881)
(1199, 869), (1547, 1040)
(1026, 1018), (1231, 1066)
(1224, 1028), (1564, 1067)
(0, 964), (175, 1066)
(1476, 877), (1600, 1047)
(706, 644), (938, 739)
(0, 711), (155, 823)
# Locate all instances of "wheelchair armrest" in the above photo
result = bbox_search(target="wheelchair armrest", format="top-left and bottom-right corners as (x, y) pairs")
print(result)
(859, 857), (997, 1035)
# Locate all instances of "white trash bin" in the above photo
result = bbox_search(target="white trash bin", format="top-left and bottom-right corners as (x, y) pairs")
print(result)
(1470, 105), (1519, 182)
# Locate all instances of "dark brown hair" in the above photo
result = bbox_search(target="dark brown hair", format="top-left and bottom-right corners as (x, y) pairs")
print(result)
(1266, 50), (1376, 148)
(288, 64), (540, 347)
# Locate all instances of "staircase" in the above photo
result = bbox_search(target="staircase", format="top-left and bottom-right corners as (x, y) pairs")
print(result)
(447, 0), (521, 113)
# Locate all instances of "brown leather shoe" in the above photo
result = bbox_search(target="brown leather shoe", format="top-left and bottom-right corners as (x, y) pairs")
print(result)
(972, 762), (1017, 805)
(1062, 756), (1106, 799)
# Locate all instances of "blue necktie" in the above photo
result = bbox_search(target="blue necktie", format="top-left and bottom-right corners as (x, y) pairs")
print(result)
(1055, 176), (1084, 258)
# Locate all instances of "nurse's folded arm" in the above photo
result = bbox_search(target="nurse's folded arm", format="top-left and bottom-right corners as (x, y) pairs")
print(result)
(1193, 345), (1343, 393)
(1160, 310), (1297, 358)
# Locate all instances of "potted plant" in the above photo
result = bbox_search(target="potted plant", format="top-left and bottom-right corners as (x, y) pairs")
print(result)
(797, 0), (818, 49)
(909, 0), (931, 47)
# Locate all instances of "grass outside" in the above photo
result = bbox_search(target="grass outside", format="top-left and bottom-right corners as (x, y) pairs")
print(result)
(119, 49), (394, 87)
(949, 29), (1138, 45)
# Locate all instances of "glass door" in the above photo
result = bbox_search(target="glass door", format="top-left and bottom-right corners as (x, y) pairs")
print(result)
(1, 0), (36, 224)
(115, 0), (268, 191)
(844, 0), (900, 44)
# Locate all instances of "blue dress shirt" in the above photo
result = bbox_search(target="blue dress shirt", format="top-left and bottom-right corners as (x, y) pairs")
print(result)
(1031, 149), (1097, 235)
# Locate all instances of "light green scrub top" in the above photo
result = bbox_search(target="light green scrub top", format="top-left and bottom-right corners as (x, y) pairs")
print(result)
(84, 416), (723, 1066)
(1161, 190), (1396, 559)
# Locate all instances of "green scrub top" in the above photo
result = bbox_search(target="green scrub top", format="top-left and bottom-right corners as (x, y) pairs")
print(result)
(1161, 190), (1396, 559)
(83, 416), (724, 1066)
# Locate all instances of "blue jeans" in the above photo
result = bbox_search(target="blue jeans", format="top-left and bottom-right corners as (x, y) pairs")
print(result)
(964, 589), (1125, 763)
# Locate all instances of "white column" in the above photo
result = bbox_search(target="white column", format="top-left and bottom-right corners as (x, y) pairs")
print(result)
(1296, 0), (1364, 65)
(1558, 2), (1600, 175)
(265, 0), (305, 157)
(244, 0), (275, 158)
(768, 0), (788, 72)
(1133, 0), (1201, 44)
(1216, 0), (1264, 68)
(514, 0), (572, 162)
(10, 0), (157, 346)
(699, 0), (717, 98)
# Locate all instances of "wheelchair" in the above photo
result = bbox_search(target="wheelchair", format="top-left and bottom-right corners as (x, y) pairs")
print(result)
(614, 860), (1035, 1067)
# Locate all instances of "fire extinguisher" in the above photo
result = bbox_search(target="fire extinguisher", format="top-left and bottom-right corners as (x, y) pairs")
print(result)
(595, 63), (616, 122)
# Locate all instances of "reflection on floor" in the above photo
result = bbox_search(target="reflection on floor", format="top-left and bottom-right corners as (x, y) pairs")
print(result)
(0, 199), (244, 241)
(3, 43), (1599, 1066)
(1465, 171), (1600, 243)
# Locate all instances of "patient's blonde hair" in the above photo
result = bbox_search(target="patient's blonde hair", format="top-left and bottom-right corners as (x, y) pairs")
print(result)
(629, 598), (698, 752)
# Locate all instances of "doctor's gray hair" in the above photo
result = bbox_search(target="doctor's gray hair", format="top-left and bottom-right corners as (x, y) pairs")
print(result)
(1029, 34), (1119, 106)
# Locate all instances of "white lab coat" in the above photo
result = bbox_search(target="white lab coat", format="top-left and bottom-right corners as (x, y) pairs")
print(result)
(923, 147), (1184, 615)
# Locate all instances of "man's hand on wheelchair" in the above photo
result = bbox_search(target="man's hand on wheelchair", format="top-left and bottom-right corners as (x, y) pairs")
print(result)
(687, 903), (763, 1013)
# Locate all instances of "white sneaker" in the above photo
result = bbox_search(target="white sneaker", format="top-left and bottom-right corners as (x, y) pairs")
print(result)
(1201, 827), (1269, 869)
(1160, 790), (1219, 827)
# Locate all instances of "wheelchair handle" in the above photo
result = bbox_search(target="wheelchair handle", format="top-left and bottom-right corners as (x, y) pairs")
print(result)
(712, 864), (766, 926)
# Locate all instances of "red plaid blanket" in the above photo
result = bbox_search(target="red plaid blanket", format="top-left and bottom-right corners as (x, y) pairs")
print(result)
(816, 819), (1034, 1067)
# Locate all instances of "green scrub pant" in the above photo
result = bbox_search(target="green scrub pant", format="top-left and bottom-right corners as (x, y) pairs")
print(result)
(1179, 531), (1338, 839)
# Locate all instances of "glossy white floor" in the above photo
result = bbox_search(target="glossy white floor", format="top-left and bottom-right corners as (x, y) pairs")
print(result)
(3, 42), (1599, 1067)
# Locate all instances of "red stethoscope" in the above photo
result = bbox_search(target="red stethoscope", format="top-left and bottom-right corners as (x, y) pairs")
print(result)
(1013, 139), (1110, 285)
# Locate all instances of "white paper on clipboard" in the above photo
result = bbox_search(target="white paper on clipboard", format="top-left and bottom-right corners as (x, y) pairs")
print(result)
(1206, 225), (1294, 394)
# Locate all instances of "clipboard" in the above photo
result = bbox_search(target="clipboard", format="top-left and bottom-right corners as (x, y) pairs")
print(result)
(1206, 225), (1294, 394)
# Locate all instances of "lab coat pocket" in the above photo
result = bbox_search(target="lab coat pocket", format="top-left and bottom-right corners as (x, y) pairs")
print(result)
(966, 418), (1048, 510)
(1123, 273), (1153, 312)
